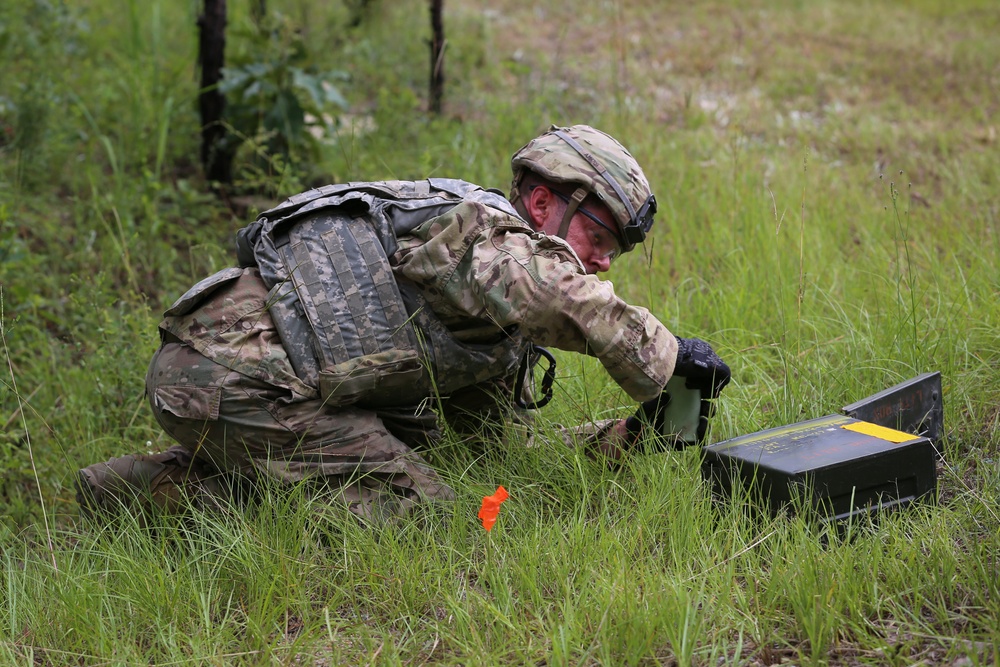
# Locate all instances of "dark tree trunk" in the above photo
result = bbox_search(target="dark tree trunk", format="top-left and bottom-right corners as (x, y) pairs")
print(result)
(198, 0), (231, 185)
(428, 0), (445, 115)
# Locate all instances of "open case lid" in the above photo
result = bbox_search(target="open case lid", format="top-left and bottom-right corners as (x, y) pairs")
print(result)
(841, 371), (944, 456)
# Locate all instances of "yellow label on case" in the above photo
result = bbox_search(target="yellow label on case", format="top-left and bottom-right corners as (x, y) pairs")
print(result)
(841, 421), (915, 443)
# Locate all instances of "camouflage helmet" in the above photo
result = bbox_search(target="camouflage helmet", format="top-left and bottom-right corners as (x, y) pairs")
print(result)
(510, 124), (657, 252)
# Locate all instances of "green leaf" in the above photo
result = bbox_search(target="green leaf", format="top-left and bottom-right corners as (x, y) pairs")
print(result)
(291, 68), (325, 110)
(242, 80), (262, 101)
(320, 77), (348, 108)
(267, 91), (305, 138)
(218, 67), (251, 94)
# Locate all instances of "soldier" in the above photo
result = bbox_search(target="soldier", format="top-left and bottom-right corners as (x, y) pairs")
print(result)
(76, 124), (730, 523)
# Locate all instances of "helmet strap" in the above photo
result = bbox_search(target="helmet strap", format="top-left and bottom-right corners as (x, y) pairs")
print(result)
(556, 187), (588, 240)
(509, 170), (524, 207)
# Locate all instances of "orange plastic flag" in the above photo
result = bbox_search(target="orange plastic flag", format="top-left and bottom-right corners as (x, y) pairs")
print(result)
(477, 485), (509, 532)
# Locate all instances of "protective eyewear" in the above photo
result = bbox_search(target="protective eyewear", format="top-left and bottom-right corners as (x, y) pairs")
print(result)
(547, 189), (622, 260)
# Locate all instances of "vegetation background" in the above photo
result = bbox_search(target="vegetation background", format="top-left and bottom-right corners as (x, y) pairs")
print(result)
(1, 0), (998, 664)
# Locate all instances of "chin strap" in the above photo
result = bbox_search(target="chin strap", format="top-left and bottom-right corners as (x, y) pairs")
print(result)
(556, 187), (589, 240)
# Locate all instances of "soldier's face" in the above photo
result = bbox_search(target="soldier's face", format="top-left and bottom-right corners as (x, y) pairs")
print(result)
(560, 209), (619, 273)
(528, 186), (621, 274)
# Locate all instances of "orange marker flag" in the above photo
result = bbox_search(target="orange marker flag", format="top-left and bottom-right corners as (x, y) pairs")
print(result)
(478, 485), (509, 532)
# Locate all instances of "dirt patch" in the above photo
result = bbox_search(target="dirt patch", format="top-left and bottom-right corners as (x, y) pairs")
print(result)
(456, 0), (998, 166)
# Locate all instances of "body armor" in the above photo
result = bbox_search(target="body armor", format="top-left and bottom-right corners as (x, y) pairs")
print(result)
(233, 179), (528, 408)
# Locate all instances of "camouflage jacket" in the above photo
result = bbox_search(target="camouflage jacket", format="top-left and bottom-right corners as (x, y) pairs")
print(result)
(393, 198), (676, 401)
(160, 182), (677, 404)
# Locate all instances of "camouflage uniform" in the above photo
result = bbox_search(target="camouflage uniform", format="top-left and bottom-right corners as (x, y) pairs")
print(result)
(77, 127), (677, 523)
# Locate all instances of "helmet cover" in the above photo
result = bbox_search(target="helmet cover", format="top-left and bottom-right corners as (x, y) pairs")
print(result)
(510, 124), (656, 250)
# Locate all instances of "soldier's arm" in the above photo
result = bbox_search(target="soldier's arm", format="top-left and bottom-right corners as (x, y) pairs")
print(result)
(396, 202), (677, 401)
(462, 227), (678, 402)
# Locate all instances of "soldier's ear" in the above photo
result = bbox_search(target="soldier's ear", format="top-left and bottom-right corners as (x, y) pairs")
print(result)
(525, 185), (556, 232)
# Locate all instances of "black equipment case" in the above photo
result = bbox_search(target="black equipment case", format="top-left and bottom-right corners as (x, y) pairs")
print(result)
(702, 373), (942, 521)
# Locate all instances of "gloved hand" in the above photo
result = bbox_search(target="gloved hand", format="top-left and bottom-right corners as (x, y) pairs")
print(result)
(623, 385), (708, 449)
(623, 337), (731, 448)
(673, 336), (731, 398)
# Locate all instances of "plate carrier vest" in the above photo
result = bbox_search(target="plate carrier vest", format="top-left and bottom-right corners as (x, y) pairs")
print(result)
(233, 178), (532, 409)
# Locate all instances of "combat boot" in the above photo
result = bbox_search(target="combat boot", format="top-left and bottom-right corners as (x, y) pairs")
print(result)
(75, 445), (229, 522)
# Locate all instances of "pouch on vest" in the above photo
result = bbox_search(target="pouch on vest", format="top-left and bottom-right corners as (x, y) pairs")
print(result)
(163, 267), (245, 318)
(261, 211), (430, 405)
(318, 349), (427, 408)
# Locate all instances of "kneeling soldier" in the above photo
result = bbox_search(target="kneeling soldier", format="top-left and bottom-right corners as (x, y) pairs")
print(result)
(77, 125), (730, 523)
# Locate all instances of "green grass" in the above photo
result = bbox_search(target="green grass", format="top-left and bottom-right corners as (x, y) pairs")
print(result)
(2, 0), (1000, 664)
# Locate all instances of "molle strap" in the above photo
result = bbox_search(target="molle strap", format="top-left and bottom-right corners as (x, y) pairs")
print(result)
(556, 187), (588, 240)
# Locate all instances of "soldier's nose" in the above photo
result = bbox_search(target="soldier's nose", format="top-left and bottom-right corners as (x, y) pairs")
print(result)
(592, 255), (612, 273)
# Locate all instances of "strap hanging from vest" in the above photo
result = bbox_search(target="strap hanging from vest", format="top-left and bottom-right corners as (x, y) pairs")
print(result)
(514, 345), (557, 410)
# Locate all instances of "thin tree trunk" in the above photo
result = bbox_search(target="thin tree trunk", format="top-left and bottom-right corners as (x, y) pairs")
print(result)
(429, 0), (445, 115)
(198, 0), (231, 184)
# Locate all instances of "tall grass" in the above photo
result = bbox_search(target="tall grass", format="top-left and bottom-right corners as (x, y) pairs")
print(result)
(1, 0), (999, 664)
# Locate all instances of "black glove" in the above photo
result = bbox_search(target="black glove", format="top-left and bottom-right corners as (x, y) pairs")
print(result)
(673, 336), (731, 398)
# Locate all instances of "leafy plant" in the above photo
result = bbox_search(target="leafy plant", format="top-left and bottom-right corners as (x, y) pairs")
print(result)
(219, 12), (348, 191)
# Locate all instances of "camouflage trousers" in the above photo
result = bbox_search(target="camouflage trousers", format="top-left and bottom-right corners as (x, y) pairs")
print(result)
(76, 342), (456, 524)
